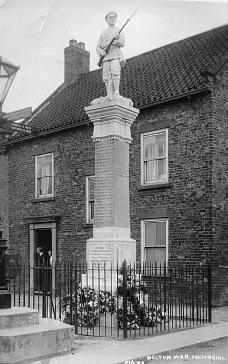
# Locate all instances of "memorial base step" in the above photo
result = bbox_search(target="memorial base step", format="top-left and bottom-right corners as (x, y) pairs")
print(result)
(0, 307), (39, 329)
(0, 318), (74, 364)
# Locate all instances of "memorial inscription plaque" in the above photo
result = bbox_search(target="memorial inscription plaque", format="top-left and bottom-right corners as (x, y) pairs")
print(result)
(88, 245), (112, 269)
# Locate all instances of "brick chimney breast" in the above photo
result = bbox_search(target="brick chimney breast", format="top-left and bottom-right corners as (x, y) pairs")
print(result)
(64, 39), (90, 83)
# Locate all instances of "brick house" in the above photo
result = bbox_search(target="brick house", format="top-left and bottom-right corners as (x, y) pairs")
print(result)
(0, 25), (227, 305)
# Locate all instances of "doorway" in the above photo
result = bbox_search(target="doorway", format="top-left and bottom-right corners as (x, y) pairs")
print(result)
(34, 229), (52, 291)
(29, 222), (57, 290)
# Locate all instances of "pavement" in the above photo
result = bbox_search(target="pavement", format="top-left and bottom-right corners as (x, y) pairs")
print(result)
(33, 307), (228, 364)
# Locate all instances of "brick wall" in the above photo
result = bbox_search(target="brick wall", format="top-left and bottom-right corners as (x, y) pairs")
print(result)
(8, 125), (94, 263)
(8, 93), (213, 266)
(129, 93), (213, 268)
(0, 145), (9, 240)
(7, 85), (227, 304)
(210, 64), (228, 305)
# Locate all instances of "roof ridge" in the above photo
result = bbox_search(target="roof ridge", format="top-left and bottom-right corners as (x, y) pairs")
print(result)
(124, 23), (228, 64)
(12, 22), (227, 139)
(71, 23), (228, 83)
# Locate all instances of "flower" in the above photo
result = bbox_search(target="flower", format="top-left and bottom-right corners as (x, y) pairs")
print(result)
(61, 269), (168, 331)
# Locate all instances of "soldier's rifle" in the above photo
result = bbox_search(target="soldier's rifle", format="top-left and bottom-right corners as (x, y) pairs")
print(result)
(97, 9), (137, 68)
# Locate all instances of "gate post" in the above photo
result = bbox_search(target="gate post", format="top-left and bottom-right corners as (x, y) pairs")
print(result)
(122, 260), (128, 339)
(0, 235), (11, 309)
(208, 265), (212, 323)
(42, 264), (47, 318)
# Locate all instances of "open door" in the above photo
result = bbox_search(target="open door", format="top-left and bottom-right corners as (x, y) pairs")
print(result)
(29, 222), (57, 291)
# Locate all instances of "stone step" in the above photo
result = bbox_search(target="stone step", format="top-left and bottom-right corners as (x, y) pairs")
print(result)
(0, 307), (39, 330)
(0, 318), (74, 363)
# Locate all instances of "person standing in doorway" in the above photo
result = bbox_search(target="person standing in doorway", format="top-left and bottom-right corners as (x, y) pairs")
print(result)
(36, 246), (48, 291)
(48, 250), (53, 266)
(36, 246), (49, 266)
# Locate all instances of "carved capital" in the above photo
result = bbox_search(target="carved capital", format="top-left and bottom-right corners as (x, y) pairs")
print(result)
(85, 98), (139, 142)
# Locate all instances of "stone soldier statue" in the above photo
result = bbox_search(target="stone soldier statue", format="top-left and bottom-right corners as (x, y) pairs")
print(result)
(96, 11), (126, 97)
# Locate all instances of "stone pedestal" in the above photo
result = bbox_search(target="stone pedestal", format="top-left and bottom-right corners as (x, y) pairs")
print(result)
(83, 96), (139, 289)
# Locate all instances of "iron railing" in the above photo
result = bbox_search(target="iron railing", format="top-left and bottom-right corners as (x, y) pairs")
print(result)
(6, 262), (212, 339)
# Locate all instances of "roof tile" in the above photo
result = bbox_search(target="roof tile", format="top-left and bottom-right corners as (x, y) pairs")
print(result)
(25, 24), (228, 133)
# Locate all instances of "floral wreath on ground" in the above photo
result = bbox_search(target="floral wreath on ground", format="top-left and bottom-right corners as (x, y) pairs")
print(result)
(61, 265), (168, 329)
(62, 286), (115, 328)
(117, 265), (167, 329)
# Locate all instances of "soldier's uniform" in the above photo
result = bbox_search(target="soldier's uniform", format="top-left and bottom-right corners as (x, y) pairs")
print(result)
(96, 13), (125, 96)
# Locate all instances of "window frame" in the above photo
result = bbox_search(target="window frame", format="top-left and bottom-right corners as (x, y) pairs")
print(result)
(86, 175), (95, 224)
(141, 128), (169, 186)
(141, 218), (169, 267)
(35, 153), (54, 199)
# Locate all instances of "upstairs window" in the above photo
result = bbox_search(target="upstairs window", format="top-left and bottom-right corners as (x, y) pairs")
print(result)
(141, 129), (168, 185)
(86, 176), (95, 223)
(141, 219), (168, 266)
(35, 154), (54, 198)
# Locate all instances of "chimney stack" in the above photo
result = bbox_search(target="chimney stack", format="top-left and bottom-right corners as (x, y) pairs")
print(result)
(64, 39), (90, 83)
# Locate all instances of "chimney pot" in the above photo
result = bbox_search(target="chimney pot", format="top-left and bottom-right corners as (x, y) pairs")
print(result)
(69, 39), (78, 47)
(78, 42), (85, 50)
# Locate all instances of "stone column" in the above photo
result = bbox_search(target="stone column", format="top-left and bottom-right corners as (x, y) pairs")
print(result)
(85, 97), (139, 272)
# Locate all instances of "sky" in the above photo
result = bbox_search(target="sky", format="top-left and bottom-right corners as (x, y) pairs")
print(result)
(0, 0), (227, 114)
